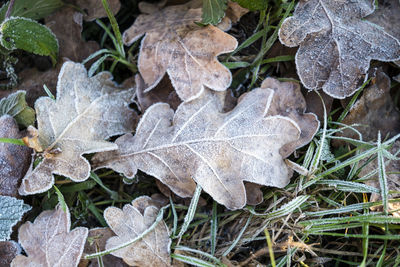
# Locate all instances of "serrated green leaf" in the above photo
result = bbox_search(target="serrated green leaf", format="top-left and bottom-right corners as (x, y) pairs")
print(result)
(232, 0), (268, 11)
(0, 196), (31, 241)
(0, 17), (58, 64)
(0, 90), (35, 127)
(202, 0), (227, 25)
(0, 0), (63, 21)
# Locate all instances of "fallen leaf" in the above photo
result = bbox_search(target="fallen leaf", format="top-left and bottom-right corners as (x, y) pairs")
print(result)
(260, 78), (319, 157)
(0, 196), (31, 241)
(367, 0), (400, 66)
(0, 241), (20, 266)
(135, 74), (181, 112)
(11, 204), (88, 267)
(123, 1), (238, 101)
(93, 87), (302, 209)
(46, 8), (100, 62)
(75, 0), (121, 21)
(279, 0), (400, 99)
(104, 196), (171, 266)
(19, 62), (137, 195)
(0, 115), (32, 197)
(304, 90), (333, 121)
(80, 228), (128, 267)
(338, 69), (400, 142)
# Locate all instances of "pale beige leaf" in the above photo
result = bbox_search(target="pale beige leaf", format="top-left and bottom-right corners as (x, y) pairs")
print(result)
(93, 88), (301, 210)
(19, 62), (137, 195)
(104, 196), (171, 267)
(279, 0), (400, 99)
(11, 205), (88, 267)
(123, 2), (238, 101)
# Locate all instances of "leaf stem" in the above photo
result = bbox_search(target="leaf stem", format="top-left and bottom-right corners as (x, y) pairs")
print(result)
(5, 0), (15, 19)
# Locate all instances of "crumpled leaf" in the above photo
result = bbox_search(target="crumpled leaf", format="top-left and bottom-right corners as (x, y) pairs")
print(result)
(0, 196), (31, 241)
(81, 228), (128, 267)
(279, 0), (400, 99)
(338, 69), (400, 142)
(11, 204), (88, 267)
(0, 241), (21, 266)
(0, 90), (35, 127)
(0, 115), (32, 197)
(19, 62), (137, 195)
(367, 0), (400, 66)
(93, 87), (302, 209)
(123, 1), (238, 101)
(75, 0), (121, 21)
(103, 196), (171, 266)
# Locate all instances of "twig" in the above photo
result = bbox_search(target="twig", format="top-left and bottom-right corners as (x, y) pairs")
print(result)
(5, 0), (15, 19)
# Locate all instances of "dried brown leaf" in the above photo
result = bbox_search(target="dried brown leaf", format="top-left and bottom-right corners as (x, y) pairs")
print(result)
(0, 115), (31, 197)
(19, 62), (137, 195)
(279, 0), (400, 99)
(93, 88), (302, 209)
(75, 0), (121, 21)
(81, 228), (128, 267)
(338, 69), (400, 142)
(104, 196), (171, 267)
(135, 74), (181, 112)
(123, 2), (238, 101)
(11, 205), (88, 267)
(0, 241), (20, 267)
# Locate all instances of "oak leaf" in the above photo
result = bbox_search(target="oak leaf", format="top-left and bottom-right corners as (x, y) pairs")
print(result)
(123, 1), (238, 101)
(75, 0), (121, 21)
(279, 0), (400, 99)
(11, 204), (88, 267)
(0, 115), (32, 197)
(93, 88), (301, 209)
(104, 196), (171, 266)
(19, 62), (137, 195)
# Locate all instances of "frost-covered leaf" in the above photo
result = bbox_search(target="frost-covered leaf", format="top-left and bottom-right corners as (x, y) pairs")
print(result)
(93, 88), (301, 209)
(0, 0), (63, 21)
(0, 91), (35, 127)
(0, 196), (31, 241)
(1, 17), (59, 64)
(123, 1), (237, 101)
(367, 0), (400, 66)
(11, 204), (88, 267)
(0, 115), (32, 197)
(0, 241), (20, 266)
(104, 196), (171, 266)
(279, 0), (400, 99)
(202, 0), (227, 25)
(19, 62), (137, 195)
(75, 0), (121, 21)
(338, 69), (400, 142)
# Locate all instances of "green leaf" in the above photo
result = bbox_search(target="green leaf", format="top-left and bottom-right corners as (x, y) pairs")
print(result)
(0, 196), (31, 241)
(0, 90), (35, 127)
(0, 0), (63, 21)
(202, 0), (227, 25)
(232, 0), (268, 11)
(0, 17), (58, 63)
